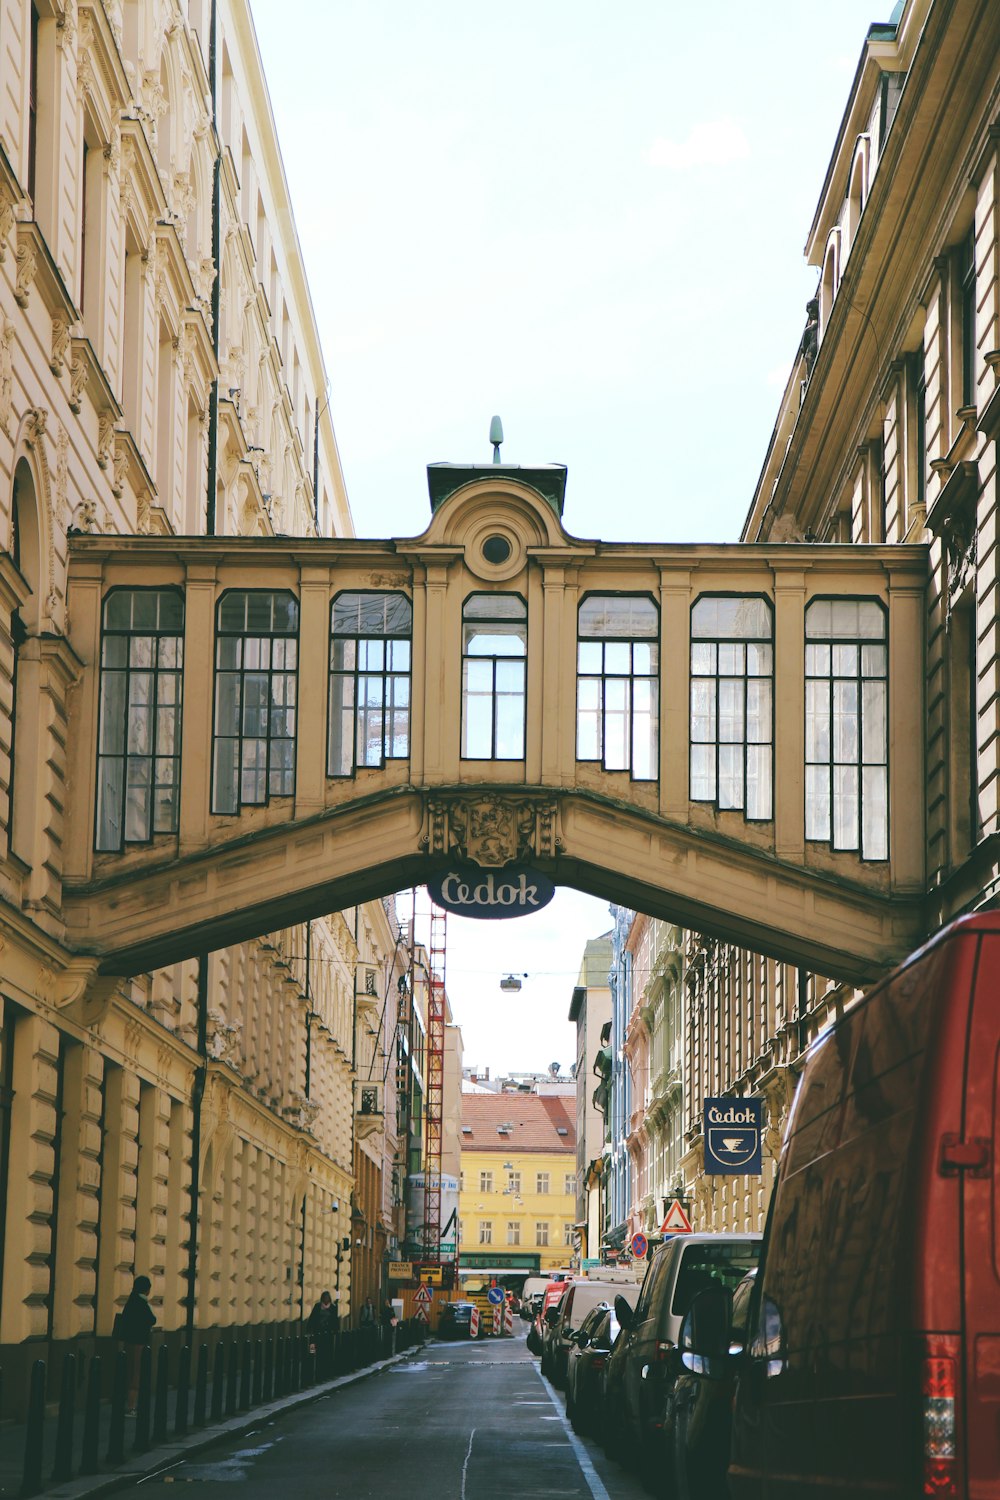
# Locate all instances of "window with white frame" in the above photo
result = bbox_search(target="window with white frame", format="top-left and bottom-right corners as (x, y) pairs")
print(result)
(805, 599), (888, 859)
(479, 1220), (493, 1245)
(212, 591), (298, 813)
(507, 1221), (520, 1246)
(461, 594), (527, 759)
(536, 1172), (549, 1195)
(508, 1170), (521, 1195)
(536, 1221), (549, 1247)
(690, 596), (773, 819)
(564, 1222), (575, 1246)
(96, 589), (184, 850)
(576, 595), (658, 779)
(564, 1173), (575, 1196)
(328, 592), (412, 775)
(479, 1171), (493, 1194)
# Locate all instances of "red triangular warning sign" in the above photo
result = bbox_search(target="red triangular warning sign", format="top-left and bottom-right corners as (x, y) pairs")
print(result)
(660, 1198), (693, 1235)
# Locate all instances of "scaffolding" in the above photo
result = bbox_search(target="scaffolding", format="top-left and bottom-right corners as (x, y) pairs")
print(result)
(422, 899), (447, 1263)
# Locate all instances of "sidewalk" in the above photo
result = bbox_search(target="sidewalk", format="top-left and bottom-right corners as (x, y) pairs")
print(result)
(0, 1342), (422, 1500)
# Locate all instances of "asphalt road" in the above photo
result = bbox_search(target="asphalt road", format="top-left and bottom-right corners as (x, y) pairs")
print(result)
(132, 1333), (648, 1500)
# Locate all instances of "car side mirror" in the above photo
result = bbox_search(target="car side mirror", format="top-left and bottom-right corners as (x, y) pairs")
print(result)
(613, 1294), (634, 1332)
(679, 1284), (733, 1378)
(576, 1330), (590, 1349)
(544, 1306), (560, 1327)
(519, 1307), (531, 1321)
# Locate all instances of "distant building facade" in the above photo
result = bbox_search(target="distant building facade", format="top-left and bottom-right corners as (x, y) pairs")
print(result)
(568, 932), (611, 1263)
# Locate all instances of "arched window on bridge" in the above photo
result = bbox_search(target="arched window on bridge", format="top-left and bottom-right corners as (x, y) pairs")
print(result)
(576, 594), (658, 779)
(805, 598), (887, 859)
(461, 594), (527, 760)
(95, 589), (184, 851)
(690, 596), (773, 819)
(328, 591), (412, 776)
(212, 590), (299, 814)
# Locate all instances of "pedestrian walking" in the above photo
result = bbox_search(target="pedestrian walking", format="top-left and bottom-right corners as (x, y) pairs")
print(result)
(360, 1296), (376, 1326)
(307, 1290), (340, 1378)
(381, 1298), (398, 1356)
(115, 1273), (156, 1414)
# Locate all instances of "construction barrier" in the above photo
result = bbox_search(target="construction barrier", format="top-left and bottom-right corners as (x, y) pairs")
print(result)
(503, 1304), (514, 1335)
(492, 1305), (502, 1336)
(469, 1307), (480, 1338)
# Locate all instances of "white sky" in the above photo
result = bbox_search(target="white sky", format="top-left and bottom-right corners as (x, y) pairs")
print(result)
(249, 0), (890, 1073)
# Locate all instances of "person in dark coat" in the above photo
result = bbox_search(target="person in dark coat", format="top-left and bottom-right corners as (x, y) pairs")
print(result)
(116, 1273), (156, 1413)
(307, 1290), (340, 1378)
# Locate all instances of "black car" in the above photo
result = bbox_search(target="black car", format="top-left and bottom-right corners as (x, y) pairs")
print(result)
(603, 1233), (761, 1478)
(662, 1269), (757, 1499)
(437, 1300), (481, 1339)
(564, 1303), (618, 1437)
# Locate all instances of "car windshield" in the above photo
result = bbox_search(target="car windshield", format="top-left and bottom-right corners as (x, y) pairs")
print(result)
(671, 1242), (761, 1316)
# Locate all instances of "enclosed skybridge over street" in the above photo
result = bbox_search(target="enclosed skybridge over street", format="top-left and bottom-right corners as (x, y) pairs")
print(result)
(61, 462), (928, 985)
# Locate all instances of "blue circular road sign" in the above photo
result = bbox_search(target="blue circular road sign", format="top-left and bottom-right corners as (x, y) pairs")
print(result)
(486, 1286), (505, 1305)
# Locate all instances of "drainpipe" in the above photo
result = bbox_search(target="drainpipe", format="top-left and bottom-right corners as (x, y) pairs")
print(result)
(205, 0), (221, 535)
(186, 956), (209, 1337)
(299, 921), (312, 1325)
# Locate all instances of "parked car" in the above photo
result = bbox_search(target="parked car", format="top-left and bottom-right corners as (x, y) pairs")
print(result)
(603, 1232), (761, 1475)
(437, 1300), (482, 1339)
(680, 910), (1000, 1499)
(528, 1276), (572, 1356)
(519, 1275), (552, 1323)
(542, 1279), (633, 1387)
(663, 1268), (756, 1499)
(565, 1299), (633, 1438)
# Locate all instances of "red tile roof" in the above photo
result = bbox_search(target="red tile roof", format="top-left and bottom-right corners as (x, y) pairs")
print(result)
(459, 1092), (576, 1154)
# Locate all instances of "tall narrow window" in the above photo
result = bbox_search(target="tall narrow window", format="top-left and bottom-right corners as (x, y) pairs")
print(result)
(96, 590), (184, 851)
(461, 594), (526, 759)
(507, 1221), (520, 1246)
(27, 6), (39, 202)
(479, 1220), (492, 1246)
(960, 229), (977, 408)
(212, 591), (298, 814)
(576, 594), (658, 779)
(690, 597), (773, 819)
(329, 592), (412, 776)
(536, 1221), (549, 1247)
(805, 599), (887, 859)
(915, 350), (927, 512)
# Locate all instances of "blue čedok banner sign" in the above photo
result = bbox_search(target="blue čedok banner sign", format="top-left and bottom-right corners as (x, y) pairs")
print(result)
(427, 865), (556, 919)
(703, 1096), (764, 1175)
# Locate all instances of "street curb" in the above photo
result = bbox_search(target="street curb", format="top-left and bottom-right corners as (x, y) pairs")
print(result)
(41, 1344), (426, 1500)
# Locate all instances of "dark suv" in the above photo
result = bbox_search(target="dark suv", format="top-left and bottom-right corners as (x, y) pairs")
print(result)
(603, 1232), (761, 1477)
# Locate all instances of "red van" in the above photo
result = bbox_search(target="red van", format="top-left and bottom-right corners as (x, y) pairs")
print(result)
(683, 910), (1000, 1498)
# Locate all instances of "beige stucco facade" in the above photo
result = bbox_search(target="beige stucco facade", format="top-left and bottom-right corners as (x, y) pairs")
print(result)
(0, 0), (406, 1397)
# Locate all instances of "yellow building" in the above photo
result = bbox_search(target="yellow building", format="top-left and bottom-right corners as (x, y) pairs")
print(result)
(458, 1089), (577, 1283)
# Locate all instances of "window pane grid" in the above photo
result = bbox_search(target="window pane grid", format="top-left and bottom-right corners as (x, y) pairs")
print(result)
(688, 598), (773, 819)
(96, 590), (184, 851)
(805, 600), (887, 859)
(212, 591), (299, 815)
(462, 595), (527, 760)
(328, 593), (412, 776)
(576, 597), (659, 780)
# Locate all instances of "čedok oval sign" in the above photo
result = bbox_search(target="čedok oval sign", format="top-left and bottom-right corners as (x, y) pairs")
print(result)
(427, 865), (555, 919)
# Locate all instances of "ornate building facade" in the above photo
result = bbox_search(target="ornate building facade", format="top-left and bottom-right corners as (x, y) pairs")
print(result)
(599, 0), (1000, 1247)
(0, 0), (403, 1396)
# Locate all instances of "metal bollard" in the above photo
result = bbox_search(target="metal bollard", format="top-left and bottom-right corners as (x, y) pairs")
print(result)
(174, 1344), (191, 1436)
(20, 1358), (46, 1498)
(193, 1343), (208, 1427)
(133, 1345), (152, 1454)
(238, 1340), (252, 1410)
(253, 1340), (263, 1406)
(152, 1343), (169, 1444)
(106, 1350), (127, 1464)
(210, 1341), (225, 1423)
(51, 1351), (77, 1482)
(80, 1354), (102, 1475)
(225, 1340), (238, 1417)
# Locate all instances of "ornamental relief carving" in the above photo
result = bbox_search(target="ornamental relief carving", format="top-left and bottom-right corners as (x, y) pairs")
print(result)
(421, 794), (562, 868)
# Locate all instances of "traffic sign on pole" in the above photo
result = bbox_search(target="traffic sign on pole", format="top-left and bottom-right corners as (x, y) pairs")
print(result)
(486, 1286), (504, 1305)
(630, 1231), (648, 1259)
(660, 1199), (693, 1235)
(414, 1284), (433, 1306)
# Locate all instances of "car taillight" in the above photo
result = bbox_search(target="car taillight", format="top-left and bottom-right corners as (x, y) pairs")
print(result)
(922, 1344), (959, 1497)
(590, 1354), (607, 1369)
(654, 1341), (674, 1361)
